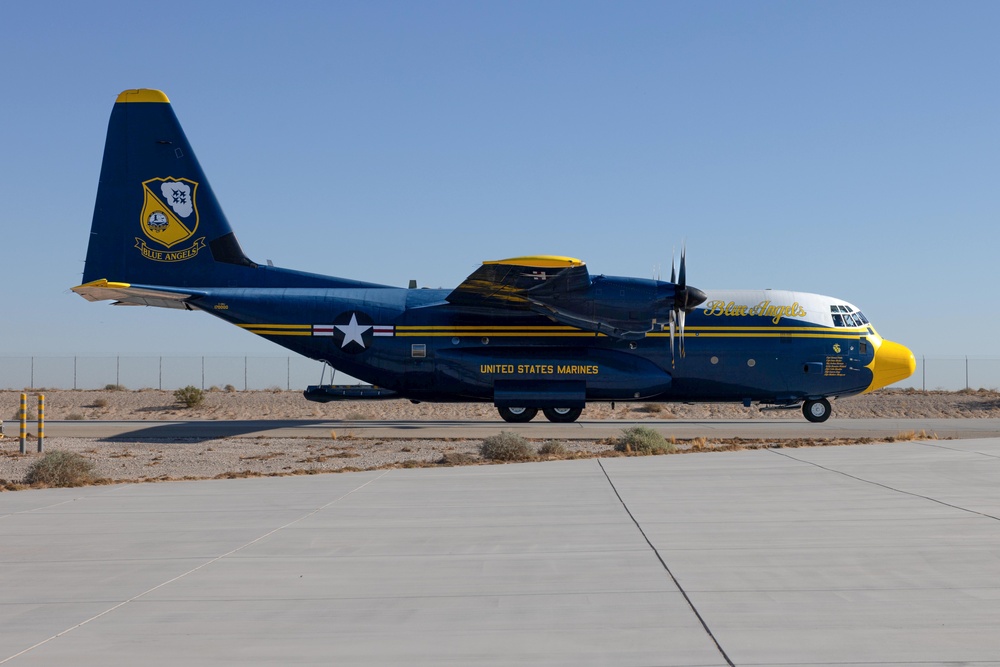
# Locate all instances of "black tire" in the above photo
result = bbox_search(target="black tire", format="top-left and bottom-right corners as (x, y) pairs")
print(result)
(498, 406), (538, 423)
(542, 407), (583, 423)
(803, 398), (832, 423)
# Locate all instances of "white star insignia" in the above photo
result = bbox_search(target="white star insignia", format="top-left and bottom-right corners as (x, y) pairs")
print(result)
(335, 313), (372, 349)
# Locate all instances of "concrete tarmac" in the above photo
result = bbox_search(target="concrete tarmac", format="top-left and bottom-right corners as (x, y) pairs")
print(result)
(3, 438), (1000, 665)
(36, 417), (1000, 440)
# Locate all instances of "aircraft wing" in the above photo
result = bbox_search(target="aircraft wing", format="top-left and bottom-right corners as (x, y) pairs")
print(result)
(72, 279), (205, 310)
(446, 256), (669, 339)
(446, 256), (589, 308)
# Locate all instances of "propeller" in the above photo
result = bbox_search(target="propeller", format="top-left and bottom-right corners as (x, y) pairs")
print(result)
(667, 246), (706, 363)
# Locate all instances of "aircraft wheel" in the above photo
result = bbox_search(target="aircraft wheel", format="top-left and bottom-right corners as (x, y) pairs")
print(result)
(803, 398), (831, 423)
(542, 407), (583, 423)
(498, 406), (538, 423)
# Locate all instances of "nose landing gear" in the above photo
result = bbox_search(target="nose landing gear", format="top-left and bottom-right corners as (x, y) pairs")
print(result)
(803, 398), (832, 423)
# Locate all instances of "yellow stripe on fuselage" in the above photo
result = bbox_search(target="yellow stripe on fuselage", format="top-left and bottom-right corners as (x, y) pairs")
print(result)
(235, 322), (873, 340)
(394, 325), (581, 331)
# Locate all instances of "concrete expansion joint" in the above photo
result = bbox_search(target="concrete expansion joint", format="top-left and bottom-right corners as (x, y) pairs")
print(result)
(767, 447), (1000, 523)
(597, 458), (736, 667)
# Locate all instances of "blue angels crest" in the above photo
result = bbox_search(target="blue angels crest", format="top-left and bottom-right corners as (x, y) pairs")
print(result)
(136, 177), (206, 262)
(140, 177), (200, 248)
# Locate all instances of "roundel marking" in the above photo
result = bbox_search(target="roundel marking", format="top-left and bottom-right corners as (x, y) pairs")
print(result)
(333, 311), (374, 354)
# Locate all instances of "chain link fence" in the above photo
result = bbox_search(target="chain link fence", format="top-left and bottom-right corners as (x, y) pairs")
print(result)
(2, 355), (999, 392)
(0, 356), (348, 391)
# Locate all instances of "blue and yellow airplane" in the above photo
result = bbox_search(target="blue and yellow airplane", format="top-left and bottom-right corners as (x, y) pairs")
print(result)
(74, 89), (915, 423)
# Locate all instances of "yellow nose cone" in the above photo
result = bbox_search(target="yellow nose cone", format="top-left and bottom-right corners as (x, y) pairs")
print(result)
(866, 339), (916, 392)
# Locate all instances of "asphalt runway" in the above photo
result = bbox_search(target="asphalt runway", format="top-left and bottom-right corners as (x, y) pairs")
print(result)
(36, 417), (1000, 441)
(3, 437), (1000, 665)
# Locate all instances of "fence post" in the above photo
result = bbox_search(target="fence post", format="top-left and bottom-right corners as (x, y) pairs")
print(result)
(201, 356), (205, 390)
(74, 356), (77, 390)
(19, 393), (26, 455)
(922, 356), (926, 391)
(966, 356), (969, 390)
(245, 356), (248, 391)
(37, 394), (44, 453)
(159, 356), (162, 390)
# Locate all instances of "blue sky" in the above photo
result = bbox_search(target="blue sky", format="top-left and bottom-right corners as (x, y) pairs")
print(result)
(1, 0), (997, 360)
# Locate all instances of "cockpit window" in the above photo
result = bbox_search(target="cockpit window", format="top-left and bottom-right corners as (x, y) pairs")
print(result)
(830, 305), (867, 328)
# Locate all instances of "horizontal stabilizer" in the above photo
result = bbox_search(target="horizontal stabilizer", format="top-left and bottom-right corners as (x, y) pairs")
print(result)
(72, 279), (203, 309)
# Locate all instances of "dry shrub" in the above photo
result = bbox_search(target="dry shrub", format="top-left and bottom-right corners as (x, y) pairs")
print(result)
(687, 437), (708, 451)
(613, 426), (675, 455)
(438, 452), (478, 466)
(174, 385), (205, 408)
(480, 432), (534, 461)
(537, 441), (568, 458)
(886, 429), (937, 442)
(25, 451), (96, 487)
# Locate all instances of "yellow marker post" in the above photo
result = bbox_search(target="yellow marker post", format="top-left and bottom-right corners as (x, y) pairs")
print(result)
(19, 393), (26, 455)
(37, 394), (45, 453)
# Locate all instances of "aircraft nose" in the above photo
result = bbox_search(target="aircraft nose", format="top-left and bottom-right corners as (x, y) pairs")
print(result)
(866, 339), (916, 392)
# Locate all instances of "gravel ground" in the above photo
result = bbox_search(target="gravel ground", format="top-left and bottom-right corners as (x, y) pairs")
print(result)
(2, 387), (996, 488)
(0, 436), (618, 486)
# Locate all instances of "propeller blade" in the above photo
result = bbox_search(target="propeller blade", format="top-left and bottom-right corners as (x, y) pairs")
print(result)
(669, 309), (676, 362)
(679, 310), (686, 358)
(678, 246), (687, 290)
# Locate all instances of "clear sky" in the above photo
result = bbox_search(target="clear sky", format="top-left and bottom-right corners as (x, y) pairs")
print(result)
(1, 0), (997, 360)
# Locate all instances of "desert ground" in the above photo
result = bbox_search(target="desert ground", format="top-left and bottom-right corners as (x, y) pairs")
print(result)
(2, 388), (998, 487)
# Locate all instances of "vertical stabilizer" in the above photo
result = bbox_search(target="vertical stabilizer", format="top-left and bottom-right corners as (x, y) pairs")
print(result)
(83, 89), (256, 287)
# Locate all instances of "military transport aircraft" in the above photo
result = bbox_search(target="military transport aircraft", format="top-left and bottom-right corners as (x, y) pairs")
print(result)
(74, 89), (916, 423)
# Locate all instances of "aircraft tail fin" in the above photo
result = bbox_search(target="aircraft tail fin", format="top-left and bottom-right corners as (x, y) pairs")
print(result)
(80, 89), (378, 294)
(82, 89), (259, 288)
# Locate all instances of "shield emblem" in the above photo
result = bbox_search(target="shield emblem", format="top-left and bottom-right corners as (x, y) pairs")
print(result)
(140, 178), (199, 248)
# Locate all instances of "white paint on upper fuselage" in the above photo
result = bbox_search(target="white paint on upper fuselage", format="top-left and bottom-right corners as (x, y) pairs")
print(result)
(695, 289), (869, 329)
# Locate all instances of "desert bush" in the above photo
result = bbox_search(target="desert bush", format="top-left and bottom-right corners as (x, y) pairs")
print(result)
(537, 441), (568, 457)
(104, 384), (126, 391)
(91, 398), (109, 408)
(224, 384), (237, 393)
(24, 451), (96, 487)
(66, 413), (85, 421)
(438, 451), (478, 466)
(481, 432), (534, 462)
(613, 426), (675, 455)
(174, 385), (205, 408)
(13, 407), (37, 420)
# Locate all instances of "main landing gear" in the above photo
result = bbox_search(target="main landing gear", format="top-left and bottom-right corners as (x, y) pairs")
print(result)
(802, 398), (832, 423)
(497, 406), (583, 423)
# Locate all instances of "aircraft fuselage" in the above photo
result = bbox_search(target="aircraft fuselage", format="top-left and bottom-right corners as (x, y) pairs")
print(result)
(193, 285), (904, 408)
